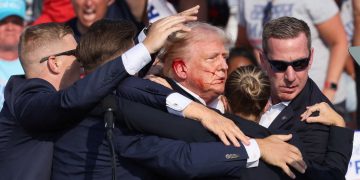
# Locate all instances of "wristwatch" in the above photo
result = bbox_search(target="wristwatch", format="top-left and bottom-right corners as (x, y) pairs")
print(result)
(324, 81), (337, 91)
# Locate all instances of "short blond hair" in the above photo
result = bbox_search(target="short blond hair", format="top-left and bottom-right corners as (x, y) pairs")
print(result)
(19, 23), (73, 75)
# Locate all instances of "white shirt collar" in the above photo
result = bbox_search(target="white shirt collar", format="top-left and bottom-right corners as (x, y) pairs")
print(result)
(175, 81), (225, 113)
(259, 99), (291, 128)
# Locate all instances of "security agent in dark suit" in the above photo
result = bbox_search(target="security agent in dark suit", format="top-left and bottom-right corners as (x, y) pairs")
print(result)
(245, 16), (354, 179)
(0, 10), (197, 180)
(115, 18), (353, 179)
(116, 76), (352, 180)
(113, 21), (306, 179)
(52, 16), (262, 179)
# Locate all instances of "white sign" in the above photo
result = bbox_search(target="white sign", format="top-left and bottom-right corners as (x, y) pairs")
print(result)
(346, 131), (360, 180)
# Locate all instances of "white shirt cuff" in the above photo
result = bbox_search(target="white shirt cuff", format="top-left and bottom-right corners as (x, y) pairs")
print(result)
(166, 92), (193, 117)
(122, 43), (151, 75)
(244, 138), (260, 168)
(137, 29), (147, 43)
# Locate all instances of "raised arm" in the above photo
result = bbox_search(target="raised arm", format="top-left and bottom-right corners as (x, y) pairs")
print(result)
(15, 55), (134, 131)
(316, 13), (348, 101)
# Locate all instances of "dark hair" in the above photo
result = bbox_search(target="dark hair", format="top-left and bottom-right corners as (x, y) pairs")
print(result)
(224, 66), (270, 118)
(262, 16), (311, 54)
(77, 19), (136, 72)
(227, 47), (257, 65)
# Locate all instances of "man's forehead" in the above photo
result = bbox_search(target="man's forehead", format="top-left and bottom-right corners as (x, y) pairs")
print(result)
(267, 38), (309, 57)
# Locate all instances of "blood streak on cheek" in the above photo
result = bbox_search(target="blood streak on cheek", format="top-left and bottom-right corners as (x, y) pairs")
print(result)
(194, 78), (208, 89)
(199, 70), (217, 87)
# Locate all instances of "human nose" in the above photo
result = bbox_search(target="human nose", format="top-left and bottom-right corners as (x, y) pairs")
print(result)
(84, 0), (93, 6)
(219, 56), (228, 70)
(284, 66), (296, 82)
(4, 22), (15, 30)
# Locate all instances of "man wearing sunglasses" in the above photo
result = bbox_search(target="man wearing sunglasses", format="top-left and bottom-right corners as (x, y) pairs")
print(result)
(254, 16), (353, 179)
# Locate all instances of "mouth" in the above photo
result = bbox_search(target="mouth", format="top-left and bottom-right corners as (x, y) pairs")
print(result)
(82, 9), (96, 22)
(212, 78), (226, 84)
(279, 85), (298, 93)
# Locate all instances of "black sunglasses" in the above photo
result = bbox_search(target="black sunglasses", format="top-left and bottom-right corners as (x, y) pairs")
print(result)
(40, 49), (77, 63)
(266, 53), (311, 72)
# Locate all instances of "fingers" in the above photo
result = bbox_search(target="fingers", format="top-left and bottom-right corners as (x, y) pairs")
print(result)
(155, 16), (187, 31)
(217, 131), (231, 146)
(272, 134), (292, 142)
(232, 126), (250, 145)
(150, 15), (194, 38)
(303, 116), (320, 123)
(164, 25), (191, 36)
(224, 131), (240, 147)
(301, 104), (319, 121)
(287, 152), (306, 174)
(155, 13), (197, 28)
(300, 109), (312, 121)
(280, 164), (296, 179)
(211, 117), (249, 147)
(224, 120), (249, 146)
(178, 5), (200, 16)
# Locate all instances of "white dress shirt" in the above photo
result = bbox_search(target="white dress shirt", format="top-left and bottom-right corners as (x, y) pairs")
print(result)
(259, 101), (291, 128)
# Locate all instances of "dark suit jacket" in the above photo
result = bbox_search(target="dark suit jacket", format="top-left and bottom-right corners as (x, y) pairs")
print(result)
(0, 56), (131, 180)
(265, 78), (353, 180)
(52, 76), (252, 180)
(116, 77), (353, 180)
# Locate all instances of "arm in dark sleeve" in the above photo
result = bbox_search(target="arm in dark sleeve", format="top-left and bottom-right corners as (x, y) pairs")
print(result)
(114, 129), (249, 179)
(117, 98), (219, 142)
(15, 56), (130, 131)
(299, 126), (354, 180)
(117, 98), (272, 141)
(116, 76), (174, 111)
(324, 126), (354, 175)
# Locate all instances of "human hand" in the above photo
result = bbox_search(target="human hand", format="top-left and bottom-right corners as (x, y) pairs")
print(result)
(183, 102), (250, 147)
(300, 102), (345, 127)
(145, 74), (172, 89)
(256, 134), (306, 179)
(143, 5), (199, 54)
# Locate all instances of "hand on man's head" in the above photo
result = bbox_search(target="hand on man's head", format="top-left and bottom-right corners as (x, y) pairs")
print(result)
(143, 5), (199, 54)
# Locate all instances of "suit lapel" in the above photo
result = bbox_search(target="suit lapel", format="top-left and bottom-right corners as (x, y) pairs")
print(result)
(164, 77), (202, 104)
(268, 80), (311, 130)
(268, 107), (294, 130)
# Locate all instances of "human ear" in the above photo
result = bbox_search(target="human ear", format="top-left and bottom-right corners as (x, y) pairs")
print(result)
(47, 56), (61, 74)
(172, 59), (187, 79)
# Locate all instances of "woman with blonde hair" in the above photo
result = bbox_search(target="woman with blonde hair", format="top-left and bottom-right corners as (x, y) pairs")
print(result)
(225, 65), (270, 123)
